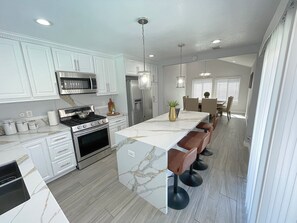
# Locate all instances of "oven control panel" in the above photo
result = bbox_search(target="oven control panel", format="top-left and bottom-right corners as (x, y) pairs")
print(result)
(72, 118), (109, 132)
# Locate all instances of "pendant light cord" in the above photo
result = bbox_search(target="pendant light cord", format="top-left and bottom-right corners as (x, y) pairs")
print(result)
(180, 45), (182, 77)
(142, 22), (146, 71)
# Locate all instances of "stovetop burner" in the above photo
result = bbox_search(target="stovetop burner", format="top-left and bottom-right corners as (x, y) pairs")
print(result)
(58, 105), (109, 132)
(60, 113), (106, 126)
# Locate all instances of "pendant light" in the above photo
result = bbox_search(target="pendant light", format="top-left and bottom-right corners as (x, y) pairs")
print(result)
(137, 17), (151, 89)
(200, 60), (211, 77)
(176, 44), (186, 88)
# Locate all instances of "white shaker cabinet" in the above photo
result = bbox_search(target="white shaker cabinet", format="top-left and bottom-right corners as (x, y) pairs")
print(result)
(0, 38), (32, 102)
(94, 56), (117, 95)
(21, 43), (59, 100)
(22, 139), (54, 182)
(52, 48), (94, 73)
(109, 116), (128, 148)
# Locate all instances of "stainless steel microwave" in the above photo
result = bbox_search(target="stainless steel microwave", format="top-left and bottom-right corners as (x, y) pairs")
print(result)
(56, 71), (97, 95)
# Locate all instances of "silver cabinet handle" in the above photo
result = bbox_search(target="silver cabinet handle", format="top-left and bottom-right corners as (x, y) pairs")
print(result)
(74, 59), (77, 71)
(61, 162), (70, 168)
(53, 136), (67, 142)
(77, 60), (80, 71)
(57, 148), (68, 154)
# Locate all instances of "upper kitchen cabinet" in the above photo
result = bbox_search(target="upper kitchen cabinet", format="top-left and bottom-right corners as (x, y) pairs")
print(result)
(0, 38), (32, 103)
(125, 59), (158, 82)
(52, 48), (94, 73)
(21, 43), (59, 100)
(94, 56), (117, 95)
(125, 59), (143, 75)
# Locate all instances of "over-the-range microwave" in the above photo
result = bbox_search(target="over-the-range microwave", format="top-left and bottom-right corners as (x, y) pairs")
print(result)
(56, 71), (97, 95)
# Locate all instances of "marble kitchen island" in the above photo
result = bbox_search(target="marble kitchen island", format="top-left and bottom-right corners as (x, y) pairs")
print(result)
(115, 110), (209, 214)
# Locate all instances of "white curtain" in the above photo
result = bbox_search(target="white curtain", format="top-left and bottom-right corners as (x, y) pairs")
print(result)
(246, 5), (296, 223)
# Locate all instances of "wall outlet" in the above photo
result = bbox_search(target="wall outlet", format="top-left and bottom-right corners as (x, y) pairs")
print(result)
(26, 110), (33, 118)
(128, 150), (135, 158)
(19, 112), (25, 118)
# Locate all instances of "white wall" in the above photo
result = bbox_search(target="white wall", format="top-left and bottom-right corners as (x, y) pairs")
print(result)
(245, 55), (264, 147)
(186, 60), (251, 113)
(163, 64), (186, 112)
(0, 94), (112, 120)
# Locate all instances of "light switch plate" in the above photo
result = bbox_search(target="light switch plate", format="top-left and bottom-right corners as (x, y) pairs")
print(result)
(128, 150), (135, 158)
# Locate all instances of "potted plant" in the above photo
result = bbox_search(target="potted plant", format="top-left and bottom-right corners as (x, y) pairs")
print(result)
(204, 91), (210, 98)
(168, 100), (179, 121)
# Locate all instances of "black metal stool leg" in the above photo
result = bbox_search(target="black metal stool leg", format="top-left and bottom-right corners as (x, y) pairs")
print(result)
(179, 164), (203, 187)
(193, 154), (208, 170)
(168, 174), (190, 210)
(201, 148), (213, 156)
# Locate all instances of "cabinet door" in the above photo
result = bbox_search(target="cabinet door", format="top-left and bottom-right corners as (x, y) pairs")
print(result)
(22, 43), (59, 100)
(22, 139), (54, 182)
(0, 38), (31, 102)
(94, 56), (107, 94)
(52, 48), (76, 71)
(152, 83), (159, 117)
(76, 53), (94, 73)
(109, 126), (117, 148)
(105, 58), (117, 94)
(125, 59), (143, 75)
(151, 65), (158, 83)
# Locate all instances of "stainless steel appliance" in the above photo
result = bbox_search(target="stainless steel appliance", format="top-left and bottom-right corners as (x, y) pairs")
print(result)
(56, 71), (97, 95)
(58, 105), (111, 169)
(126, 76), (153, 126)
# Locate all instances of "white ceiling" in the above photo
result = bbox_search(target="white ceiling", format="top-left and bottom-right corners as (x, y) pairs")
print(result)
(219, 54), (257, 67)
(0, 0), (280, 61)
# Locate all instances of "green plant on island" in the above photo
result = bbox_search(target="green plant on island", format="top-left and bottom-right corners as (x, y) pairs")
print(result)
(168, 100), (179, 107)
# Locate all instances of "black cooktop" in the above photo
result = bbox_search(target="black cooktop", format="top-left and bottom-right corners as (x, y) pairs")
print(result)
(60, 113), (106, 127)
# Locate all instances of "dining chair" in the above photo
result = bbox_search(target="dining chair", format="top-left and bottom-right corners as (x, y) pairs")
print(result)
(201, 98), (218, 128)
(184, 97), (199, 112)
(218, 96), (234, 121)
(183, 96), (189, 110)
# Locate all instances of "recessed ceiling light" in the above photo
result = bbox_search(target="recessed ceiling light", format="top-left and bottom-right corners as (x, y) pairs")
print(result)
(212, 39), (221, 44)
(35, 18), (52, 26)
(232, 60), (236, 63)
(149, 54), (154, 58)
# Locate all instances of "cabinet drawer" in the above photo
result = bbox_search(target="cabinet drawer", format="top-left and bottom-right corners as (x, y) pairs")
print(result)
(48, 141), (74, 161)
(52, 154), (76, 176)
(109, 117), (127, 127)
(47, 131), (72, 147)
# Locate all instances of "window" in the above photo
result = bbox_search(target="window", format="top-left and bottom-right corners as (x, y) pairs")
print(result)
(215, 78), (240, 102)
(192, 78), (213, 98)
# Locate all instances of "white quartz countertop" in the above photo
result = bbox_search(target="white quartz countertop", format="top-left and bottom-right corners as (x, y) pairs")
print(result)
(0, 124), (70, 222)
(0, 124), (70, 149)
(116, 110), (209, 151)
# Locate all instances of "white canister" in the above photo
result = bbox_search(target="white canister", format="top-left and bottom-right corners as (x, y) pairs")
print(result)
(28, 121), (39, 130)
(48, 111), (59, 126)
(16, 120), (29, 132)
(3, 120), (17, 135)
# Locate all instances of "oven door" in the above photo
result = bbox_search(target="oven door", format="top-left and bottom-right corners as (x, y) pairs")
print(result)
(72, 125), (110, 162)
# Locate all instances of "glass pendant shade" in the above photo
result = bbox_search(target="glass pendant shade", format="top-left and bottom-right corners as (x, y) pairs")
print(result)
(176, 76), (185, 88)
(176, 43), (186, 88)
(138, 70), (151, 89)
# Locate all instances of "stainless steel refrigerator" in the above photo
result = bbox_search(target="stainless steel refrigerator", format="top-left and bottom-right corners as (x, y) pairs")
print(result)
(126, 76), (153, 126)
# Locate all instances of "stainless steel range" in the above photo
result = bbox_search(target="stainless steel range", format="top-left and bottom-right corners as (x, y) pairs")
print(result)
(58, 105), (111, 169)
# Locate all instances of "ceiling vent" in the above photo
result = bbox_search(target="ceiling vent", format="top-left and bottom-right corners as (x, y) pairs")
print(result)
(212, 45), (222, 50)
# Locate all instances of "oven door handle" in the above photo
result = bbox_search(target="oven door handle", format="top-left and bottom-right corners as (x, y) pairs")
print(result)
(73, 124), (109, 137)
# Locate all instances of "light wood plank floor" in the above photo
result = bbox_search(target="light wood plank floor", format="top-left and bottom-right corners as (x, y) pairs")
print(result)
(48, 114), (249, 223)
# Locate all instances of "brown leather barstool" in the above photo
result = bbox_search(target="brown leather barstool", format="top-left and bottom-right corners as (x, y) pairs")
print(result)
(196, 122), (214, 156)
(177, 131), (210, 186)
(168, 147), (197, 210)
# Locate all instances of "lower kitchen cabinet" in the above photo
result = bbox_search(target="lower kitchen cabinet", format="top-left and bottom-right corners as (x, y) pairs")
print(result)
(109, 116), (128, 148)
(22, 138), (54, 182)
(22, 130), (76, 182)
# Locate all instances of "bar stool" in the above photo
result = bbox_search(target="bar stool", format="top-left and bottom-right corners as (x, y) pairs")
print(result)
(196, 122), (214, 156)
(177, 131), (210, 186)
(168, 147), (197, 210)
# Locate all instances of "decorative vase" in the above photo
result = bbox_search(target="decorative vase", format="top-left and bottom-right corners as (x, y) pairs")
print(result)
(169, 107), (177, 121)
